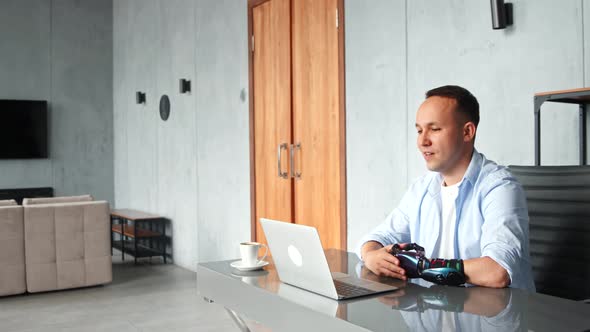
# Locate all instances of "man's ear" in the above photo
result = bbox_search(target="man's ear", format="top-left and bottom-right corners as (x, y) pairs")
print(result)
(463, 122), (476, 142)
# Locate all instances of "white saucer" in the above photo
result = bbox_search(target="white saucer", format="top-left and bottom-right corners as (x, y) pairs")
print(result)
(230, 260), (269, 271)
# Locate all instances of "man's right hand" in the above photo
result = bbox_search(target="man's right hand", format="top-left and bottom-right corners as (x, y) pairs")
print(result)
(361, 242), (407, 280)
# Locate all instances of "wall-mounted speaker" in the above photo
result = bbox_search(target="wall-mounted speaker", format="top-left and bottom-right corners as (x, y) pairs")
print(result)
(490, 0), (513, 30)
(179, 79), (191, 94)
(136, 91), (146, 104)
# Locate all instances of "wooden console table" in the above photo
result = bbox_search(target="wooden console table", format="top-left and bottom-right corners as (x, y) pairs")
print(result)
(110, 209), (167, 264)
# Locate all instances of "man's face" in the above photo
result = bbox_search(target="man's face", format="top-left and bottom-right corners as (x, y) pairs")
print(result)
(415, 96), (472, 178)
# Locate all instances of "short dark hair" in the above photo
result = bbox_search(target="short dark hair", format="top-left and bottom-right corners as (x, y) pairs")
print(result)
(425, 85), (479, 127)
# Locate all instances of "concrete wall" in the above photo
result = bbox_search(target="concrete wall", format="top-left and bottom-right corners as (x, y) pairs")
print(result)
(157, 0), (200, 273)
(113, 0), (249, 270)
(194, 0), (250, 264)
(0, 0), (113, 202)
(345, 0), (408, 254)
(346, 0), (590, 249)
(584, 0), (588, 87)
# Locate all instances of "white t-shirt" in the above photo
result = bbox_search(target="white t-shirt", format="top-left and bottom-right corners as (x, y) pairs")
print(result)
(439, 180), (461, 331)
(438, 180), (462, 259)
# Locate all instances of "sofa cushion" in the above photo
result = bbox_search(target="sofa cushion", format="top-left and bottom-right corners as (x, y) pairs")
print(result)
(22, 195), (93, 206)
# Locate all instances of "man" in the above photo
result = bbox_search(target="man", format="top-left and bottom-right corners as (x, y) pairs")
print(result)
(358, 85), (534, 290)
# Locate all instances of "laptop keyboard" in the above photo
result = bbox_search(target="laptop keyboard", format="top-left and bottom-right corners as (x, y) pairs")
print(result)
(333, 280), (375, 298)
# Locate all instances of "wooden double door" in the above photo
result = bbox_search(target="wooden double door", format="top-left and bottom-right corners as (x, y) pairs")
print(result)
(249, 0), (346, 250)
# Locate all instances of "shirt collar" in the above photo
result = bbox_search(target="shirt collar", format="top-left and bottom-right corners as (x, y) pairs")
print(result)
(462, 148), (482, 187)
(427, 149), (481, 196)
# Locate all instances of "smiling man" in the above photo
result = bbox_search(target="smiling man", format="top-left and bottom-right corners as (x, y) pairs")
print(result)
(357, 85), (535, 290)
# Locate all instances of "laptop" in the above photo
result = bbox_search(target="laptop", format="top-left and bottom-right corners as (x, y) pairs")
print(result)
(260, 218), (398, 300)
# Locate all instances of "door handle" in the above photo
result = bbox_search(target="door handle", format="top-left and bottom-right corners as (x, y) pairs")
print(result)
(277, 143), (288, 179)
(290, 143), (301, 179)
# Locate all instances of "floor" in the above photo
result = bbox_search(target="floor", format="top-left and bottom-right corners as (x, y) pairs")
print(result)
(0, 253), (267, 332)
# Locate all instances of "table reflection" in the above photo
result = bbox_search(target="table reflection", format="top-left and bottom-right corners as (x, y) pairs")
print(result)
(347, 263), (523, 331)
(213, 252), (590, 332)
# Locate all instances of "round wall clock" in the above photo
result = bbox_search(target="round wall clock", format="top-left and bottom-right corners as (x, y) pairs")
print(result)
(159, 95), (170, 121)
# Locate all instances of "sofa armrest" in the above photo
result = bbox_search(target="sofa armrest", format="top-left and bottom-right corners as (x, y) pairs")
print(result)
(0, 204), (26, 296)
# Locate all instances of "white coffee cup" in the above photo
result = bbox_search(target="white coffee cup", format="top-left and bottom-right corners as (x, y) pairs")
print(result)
(240, 242), (268, 266)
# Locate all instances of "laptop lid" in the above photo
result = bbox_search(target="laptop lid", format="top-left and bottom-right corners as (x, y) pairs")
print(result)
(260, 218), (339, 299)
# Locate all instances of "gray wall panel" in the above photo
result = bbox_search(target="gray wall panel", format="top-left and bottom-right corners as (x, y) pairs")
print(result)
(585, 0), (590, 160)
(345, 0), (407, 251)
(156, 0), (198, 270)
(585, 0), (589, 87)
(0, 0), (112, 201)
(51, 0), (113, 201)
(126, 0), (159, 211)
(0, 0), (50, 100)
(113, 0), (131, 208)
(195, 0), (250, 263)
(113, 0), (247, 267)
(0, 0), (52, 188)
(114, 0), (200, 268)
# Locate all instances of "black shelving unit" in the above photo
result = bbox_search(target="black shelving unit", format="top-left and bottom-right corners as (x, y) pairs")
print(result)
(111, 240), (164, 260)
(110, 209), (168, 264)
(534, 88), (590, 165)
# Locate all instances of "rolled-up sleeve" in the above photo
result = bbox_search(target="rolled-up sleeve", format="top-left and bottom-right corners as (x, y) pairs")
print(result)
(355, 190), (413, 260)
(480, 175), (533, 290)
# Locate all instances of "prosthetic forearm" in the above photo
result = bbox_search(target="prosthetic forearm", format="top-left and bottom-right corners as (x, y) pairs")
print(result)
(393, 283), (466, 313)
(389, 243), (466, 286)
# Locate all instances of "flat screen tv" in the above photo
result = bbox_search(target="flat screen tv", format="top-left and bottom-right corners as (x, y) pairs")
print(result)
(0, 100), (48, 159)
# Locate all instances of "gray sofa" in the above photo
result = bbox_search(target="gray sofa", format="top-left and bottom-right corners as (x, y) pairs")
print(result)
(0, 195), (112, 296)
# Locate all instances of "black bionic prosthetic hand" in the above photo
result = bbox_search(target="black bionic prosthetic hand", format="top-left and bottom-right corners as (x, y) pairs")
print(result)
(389, 243), (466, 286)
(392, 283), (467, 313)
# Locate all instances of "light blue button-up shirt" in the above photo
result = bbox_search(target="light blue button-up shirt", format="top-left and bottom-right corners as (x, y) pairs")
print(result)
(357, 150), (535, 291)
